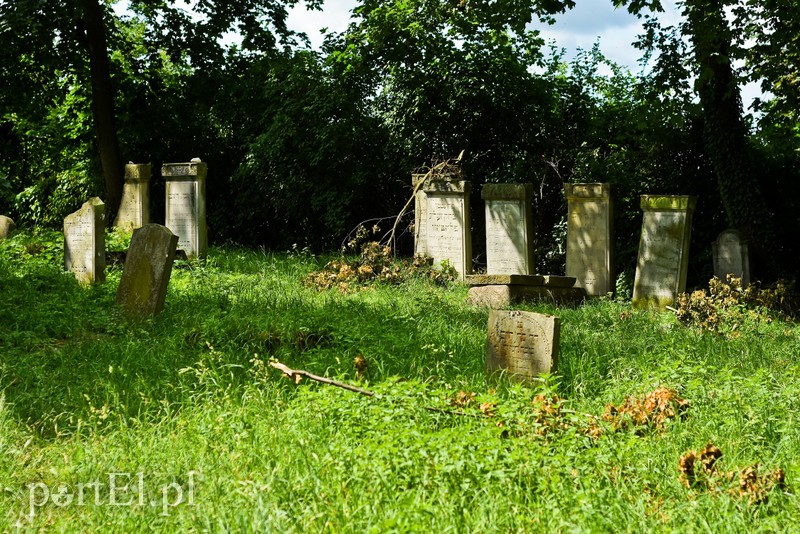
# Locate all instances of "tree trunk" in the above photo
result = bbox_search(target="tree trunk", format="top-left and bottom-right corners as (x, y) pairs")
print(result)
(685, 0), (780, 279)
(79, 0), (123, 225)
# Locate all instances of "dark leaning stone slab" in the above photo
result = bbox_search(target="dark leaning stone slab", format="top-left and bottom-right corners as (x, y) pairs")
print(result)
(543, 275), (577, 288)
(466, 275), (544, 286)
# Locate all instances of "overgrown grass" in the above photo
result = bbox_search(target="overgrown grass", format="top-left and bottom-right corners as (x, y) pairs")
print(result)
(1, 230), (799, 531)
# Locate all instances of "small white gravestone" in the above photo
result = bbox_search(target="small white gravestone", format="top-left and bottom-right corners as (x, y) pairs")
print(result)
(423, 180), (472, 278)
(632, 195), (696, 309)
(713, 229), (750, 286)
(0, 215), (16, 240)
(482, 183), (534, 275)
(564, 183), (613, 296)
(413, 171), (458, 257)
(486, 310), (559, 381)
(114, 163), (150, 232)
(163, 159), (207, 260)
(64, 197), (105, 285)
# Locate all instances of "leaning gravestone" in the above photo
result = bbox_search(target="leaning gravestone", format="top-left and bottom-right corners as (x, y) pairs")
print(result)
(483, 184), (534, 275)
(116, 224), (179, 316)
(712, 229), (750, 286)
(163, 158), (207, 260)
(0, 215), (16, 240)
(486, 310), (559, 381)
(114, 163), (150, 232)
(412, 171), (459, 257)
(64, 197), (105, 285)
(632, 195), (696, 308)
(424, 180), (472, 278)
(564, 183), (613, 296)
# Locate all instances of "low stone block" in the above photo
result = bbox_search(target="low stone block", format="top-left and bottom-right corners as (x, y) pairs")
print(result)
(467, 285), (586, 308)
(543, 275), (576, 288)
(116, 224), (179, 316)
(486, 310), (559, 381)
(0, 215), (16, 240)
(466, 274), (544, 286)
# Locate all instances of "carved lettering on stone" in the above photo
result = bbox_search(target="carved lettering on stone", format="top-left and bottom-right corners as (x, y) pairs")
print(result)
(163, 159), (207, 260)
(423, 180), (472, 278)
(64, 197), (105, 285)
(632, 195), (696, 308)
(564, 183), (612, 296)
(483, 184), (534, 275)
(486, 310), (559, 381)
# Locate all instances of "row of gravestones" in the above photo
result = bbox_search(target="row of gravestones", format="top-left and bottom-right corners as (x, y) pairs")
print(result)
(63, 160), (208, 287)
(414, 175), (751, 309)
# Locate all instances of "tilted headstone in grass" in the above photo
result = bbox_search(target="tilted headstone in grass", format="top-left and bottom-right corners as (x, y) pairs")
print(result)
(116, 224), (178, 316)
(486, 310), (559, 381)
(0, 215), (16, 240)
(114, 163), (151, 232)
(64, 197), (105, 285)
(467, 275), (585, 308)
(423, 180), (472, 279)
(713, 229), (750, 287)
(632, 195), (696, 309)
(163, 158), (207, 260)
(564, 183), (613, 296)
(413, 171), (459, 257)
(483, 183), (534, 275)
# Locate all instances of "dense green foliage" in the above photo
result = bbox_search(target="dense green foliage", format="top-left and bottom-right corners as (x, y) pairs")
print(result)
(0, 0), (798, 278)
(1, 233), (799, 529)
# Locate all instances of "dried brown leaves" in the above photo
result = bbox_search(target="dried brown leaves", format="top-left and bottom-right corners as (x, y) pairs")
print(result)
(600, 387), (689, 433)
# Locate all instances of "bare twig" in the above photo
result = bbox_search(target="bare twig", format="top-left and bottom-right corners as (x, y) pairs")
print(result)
(270, 361), (375, 397)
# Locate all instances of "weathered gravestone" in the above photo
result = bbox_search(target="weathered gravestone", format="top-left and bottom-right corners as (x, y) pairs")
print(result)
(64, 197), (105, 285)
(632, 195), (696, 309)
(424, 180), (472, 278)
(712, 229), (750, 286)
(483, 184), (534, 275)
(0, 215), (16, 240)
(564, 183), (613, 296)
(467, 274), (585, 308)
(412, 171), (459, 257)
(114, 163), (150, 232)
(486, 310), (559, 381)
(116, 224), (179, 316)
(163, 158), (207, 260)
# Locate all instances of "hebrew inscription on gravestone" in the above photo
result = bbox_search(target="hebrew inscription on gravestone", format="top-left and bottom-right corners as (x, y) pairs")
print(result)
(482, 184), (534, 275)
(64, 197), (105, 285)
(486, 310), (559, 381)
(423, 180), (472, 278)
(163, 159), (207, 260)
(564, 183), (612, 296)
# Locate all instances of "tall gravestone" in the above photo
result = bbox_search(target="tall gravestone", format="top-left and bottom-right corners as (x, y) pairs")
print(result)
(114, 163), (150, 232)
(482, 184), (534, 275)
(564, 183), (613, 296)
(163, 158), (207, 260)
(713, 229), (750, 286)
(64, 198), (105, 285)
(423, 180), (472, 279)
(0, 215), (16, 240)
(486, 310), (559, 381)
(412, 171), (458, 257)
(632, 195), (696, 308)
(116, 224), (179, 316)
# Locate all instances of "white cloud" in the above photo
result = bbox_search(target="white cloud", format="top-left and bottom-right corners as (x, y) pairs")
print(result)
(287, 0), (355, 49)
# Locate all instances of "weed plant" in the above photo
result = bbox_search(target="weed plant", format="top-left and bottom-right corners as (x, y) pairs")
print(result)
(1, 230), (799, 531)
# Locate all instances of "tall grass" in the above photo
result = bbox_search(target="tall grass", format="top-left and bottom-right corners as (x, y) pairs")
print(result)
(0, 230), (798, 531)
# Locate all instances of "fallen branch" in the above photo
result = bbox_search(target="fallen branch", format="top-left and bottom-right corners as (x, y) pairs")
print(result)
(270, 361), (375, 397)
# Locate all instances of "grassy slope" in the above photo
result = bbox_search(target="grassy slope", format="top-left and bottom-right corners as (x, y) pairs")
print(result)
(1, 230), (799, 531)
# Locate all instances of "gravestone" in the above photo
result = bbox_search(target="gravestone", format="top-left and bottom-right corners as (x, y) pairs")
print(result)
(163, 158), (207, 260)
(64, 197), (105, 285)
(486, 310), (559, 381)
(466, 274), (585, 308)
(632, 195), (696, 308)
(564, 183), (613, 296)
(0, 215), (16, 240)
(712, 229), (750, 286)
(412, 172), (458, 257)
(114, 163), (150, 232)
(424, 180), (472, 278)
(482, 184), (534, 275)
(116, 224), (179, 316)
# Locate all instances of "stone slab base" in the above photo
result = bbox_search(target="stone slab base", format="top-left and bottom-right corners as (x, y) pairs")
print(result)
(468, 285), (587, 308)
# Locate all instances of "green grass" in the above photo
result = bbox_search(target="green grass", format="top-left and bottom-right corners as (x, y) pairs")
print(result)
(1, 230), (799, 531)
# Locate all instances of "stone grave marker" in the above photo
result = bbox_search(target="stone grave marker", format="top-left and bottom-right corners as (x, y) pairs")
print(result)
(632, 195), (696, 308)
(116, 224), (179, 316)
(114, 163), (151, 232)
(564, 183), (613, 296)
(712, 229), (750, 286)
(486, 310), (559, 381)
(412, 171), (459, 257)
(64, 197), (105, 285)
(0, 215), (16, 240)
(163, 158), (207, 259)
(424, 180), (472, 278)
(482, 183), (534, 275)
